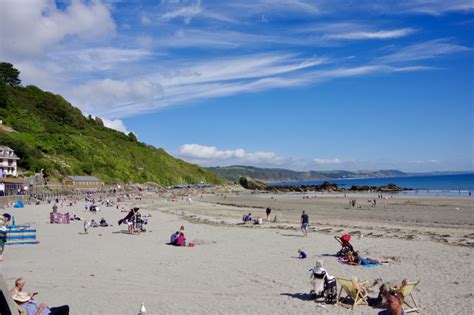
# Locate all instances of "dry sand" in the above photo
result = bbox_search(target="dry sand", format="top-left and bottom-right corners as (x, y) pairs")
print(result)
(1, 189), (473, 314)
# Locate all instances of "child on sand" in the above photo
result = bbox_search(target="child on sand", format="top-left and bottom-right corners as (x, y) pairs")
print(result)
(298, 249), (307, 259)
(175, 232), (186, 247)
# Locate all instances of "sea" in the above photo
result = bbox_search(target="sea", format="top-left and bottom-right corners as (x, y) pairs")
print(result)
(269, 173), (474, 196)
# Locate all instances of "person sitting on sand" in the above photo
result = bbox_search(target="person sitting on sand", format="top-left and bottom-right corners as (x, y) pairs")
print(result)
(298, 249), (307, 259)
(254, 217), (263, 225)
(13, 291), (70, 315)
(170, 231), (179, 245)
(175, 232), (186, 247)
(243, 213), (252, 223)
(10, 277), (37, 298)
(346, 251), (393, 265)
(99, 218), (108, 227)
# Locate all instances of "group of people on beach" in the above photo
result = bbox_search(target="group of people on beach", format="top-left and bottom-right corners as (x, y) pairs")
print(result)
(169, 225), (187, 246)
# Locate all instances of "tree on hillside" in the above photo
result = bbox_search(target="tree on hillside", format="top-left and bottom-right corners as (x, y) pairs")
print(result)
(0, 62), (21, 87)
(128, 132), (138, 142)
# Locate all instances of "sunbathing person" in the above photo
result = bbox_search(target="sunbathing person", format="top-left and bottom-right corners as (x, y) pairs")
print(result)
(243, 213), (252, 223)
(13, 292), (69, 315)
(10, 277), (37, 298)
(346, 251), (393, 265)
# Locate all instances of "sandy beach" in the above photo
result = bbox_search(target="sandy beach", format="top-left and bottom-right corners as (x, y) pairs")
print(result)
(2, 189), (473, 314)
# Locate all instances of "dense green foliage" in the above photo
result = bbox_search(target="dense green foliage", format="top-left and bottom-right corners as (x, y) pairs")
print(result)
(0, 79), (223, 185)
(0, 63), (21, 87)
(209, 165), (407, 183)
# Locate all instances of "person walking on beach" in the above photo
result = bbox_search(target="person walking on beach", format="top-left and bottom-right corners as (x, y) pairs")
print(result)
(301, 211), (309, 237)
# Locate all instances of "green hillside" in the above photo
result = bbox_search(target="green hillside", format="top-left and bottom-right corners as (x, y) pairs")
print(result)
(0, 69), (223, 185)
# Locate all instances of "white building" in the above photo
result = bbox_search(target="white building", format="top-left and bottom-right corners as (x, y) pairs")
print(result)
(0, 146), (19, 177)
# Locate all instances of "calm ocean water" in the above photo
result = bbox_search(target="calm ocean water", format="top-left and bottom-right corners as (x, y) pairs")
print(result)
(270, 173), (474, 196)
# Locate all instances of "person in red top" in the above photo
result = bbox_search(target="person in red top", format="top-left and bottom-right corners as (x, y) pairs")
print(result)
(175, 232), (186, 246)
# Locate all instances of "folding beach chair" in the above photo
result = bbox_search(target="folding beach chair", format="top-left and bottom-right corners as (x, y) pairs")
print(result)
(0, 273), (24, 315)
(398, 281), (420, 313)
(336, 277), (369, 310)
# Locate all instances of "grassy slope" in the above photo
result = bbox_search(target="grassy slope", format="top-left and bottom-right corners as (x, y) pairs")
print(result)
(0, 81), (223, 185)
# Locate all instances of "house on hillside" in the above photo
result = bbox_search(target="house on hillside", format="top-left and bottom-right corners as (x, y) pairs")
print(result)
(0, 146), (19, 177)
(63, 176), (104, 190)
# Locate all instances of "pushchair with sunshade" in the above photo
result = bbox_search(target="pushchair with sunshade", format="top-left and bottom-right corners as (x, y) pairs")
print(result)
(335, 234), (354, 257)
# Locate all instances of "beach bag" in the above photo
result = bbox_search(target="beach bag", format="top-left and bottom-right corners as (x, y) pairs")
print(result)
(324, 277), (337, 304)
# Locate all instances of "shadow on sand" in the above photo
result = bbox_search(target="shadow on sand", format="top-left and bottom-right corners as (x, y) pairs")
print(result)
(280, 292), (313, 301)
(279, 233), (304, 238)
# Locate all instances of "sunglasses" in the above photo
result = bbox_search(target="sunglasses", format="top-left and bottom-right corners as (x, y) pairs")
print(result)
(387, 290), (403, 300)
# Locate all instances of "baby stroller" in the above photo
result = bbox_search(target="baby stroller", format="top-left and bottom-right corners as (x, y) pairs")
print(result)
(335, 234), (354, 257)
(309, 260), (338, 304)
(134, 216), (148, 232)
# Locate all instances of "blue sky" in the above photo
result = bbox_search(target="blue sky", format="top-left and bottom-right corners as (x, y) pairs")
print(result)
(1, 0), (473, 172)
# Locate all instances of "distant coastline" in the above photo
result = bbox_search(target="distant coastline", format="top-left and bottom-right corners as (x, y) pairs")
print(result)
(208, 165), (473, 184)
(268, 173), (474, 196)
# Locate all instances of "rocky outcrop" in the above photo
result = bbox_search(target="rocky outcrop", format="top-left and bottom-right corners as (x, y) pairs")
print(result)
(266, 182), (408, 193)
(349, 183), (406, 192)
(266, 181), (340, 193)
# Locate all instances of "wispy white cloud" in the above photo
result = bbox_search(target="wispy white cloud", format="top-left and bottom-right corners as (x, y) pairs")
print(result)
(52, 47), (152, 72)
(229, 0), (320, 16)
(379, 39), (471, 63)
(70, 78), (161, 116)
(159, 0), (237, 24)
(325, 28), (415, 40)
(400, 0), (474, 16)
(160, 0), (202, 24)
(313, 158), (342, 165)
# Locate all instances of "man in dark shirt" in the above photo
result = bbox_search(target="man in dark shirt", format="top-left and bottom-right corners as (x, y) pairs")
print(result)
(301, 211), (309, 237)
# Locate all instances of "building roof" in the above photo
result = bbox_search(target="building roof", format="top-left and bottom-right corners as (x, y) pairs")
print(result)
(0, 146), (19, 159)
(66, 176), (102, 182)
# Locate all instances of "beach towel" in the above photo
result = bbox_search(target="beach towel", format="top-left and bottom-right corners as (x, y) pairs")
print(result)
(336, 257), (382, 268)
(361, 263), (382, 268)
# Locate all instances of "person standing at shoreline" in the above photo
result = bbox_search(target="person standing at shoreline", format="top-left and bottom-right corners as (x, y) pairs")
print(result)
(266, 207), (272, 221)
(301, 211), (309, 237)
